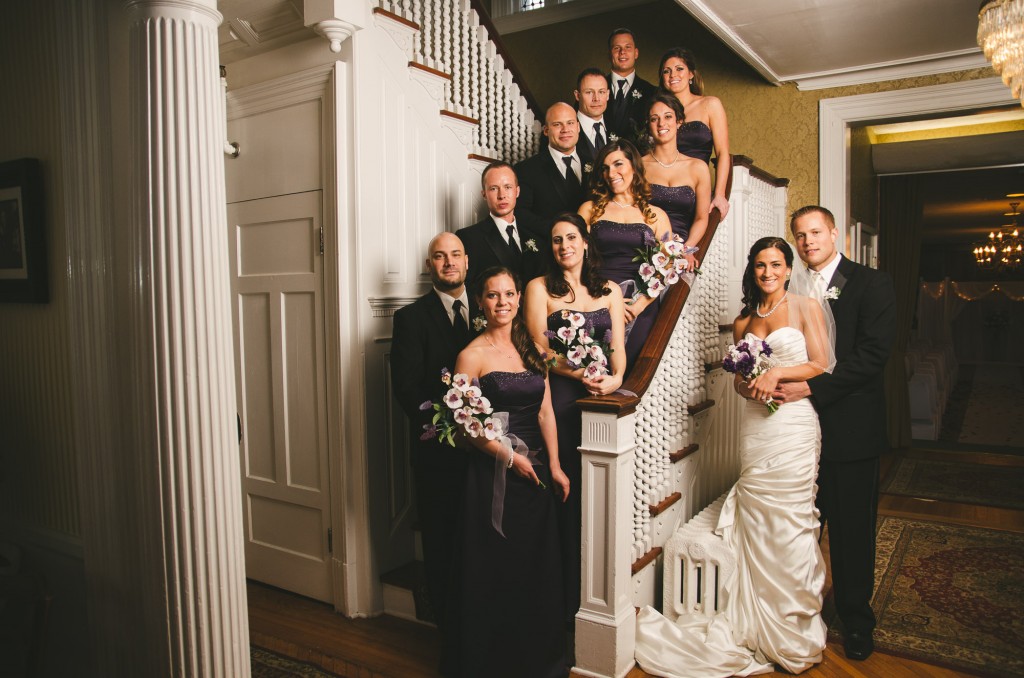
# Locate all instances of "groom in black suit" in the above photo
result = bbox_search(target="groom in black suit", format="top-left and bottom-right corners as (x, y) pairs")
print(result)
(606, 28), (658, 141)
(515, 102), (592, 221)
(457, 161), (549, 293)
(775, 205), (896, 661)
(390, 231), (476, 673)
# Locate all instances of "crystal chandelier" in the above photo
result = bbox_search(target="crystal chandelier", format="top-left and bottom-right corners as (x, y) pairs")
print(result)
(978, 0), (1024, 106)
(974, 201), (1023, 270)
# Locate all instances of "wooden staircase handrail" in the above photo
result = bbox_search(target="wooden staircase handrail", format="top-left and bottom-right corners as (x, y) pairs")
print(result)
(577, 155), (788, 416)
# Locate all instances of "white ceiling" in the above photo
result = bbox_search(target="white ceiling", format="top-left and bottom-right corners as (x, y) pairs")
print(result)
(673, 0), (989, 89)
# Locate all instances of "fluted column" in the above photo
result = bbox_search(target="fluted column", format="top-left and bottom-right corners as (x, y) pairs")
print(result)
(124, 1), (250, 675)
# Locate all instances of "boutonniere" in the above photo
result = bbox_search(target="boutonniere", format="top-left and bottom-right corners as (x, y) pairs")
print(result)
(525, 239), (538, 252)
(472, 316), (487, 332)
(609, 133), (619, 142)
(631, 89), (643, 100)
(583, 163), (593, 174)
(824, 286), (841, 301)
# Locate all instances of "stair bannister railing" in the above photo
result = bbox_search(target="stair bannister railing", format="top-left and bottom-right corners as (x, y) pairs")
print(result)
(574, 157), (790, 678)
(374, 0), (541, 162)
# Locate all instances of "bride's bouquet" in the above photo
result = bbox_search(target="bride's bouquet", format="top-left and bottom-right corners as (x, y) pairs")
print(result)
(544, 310), (613, 379)
(419, 369), (504, 445)
(723, 338), (779, 413)
(630, 232), (699, 299)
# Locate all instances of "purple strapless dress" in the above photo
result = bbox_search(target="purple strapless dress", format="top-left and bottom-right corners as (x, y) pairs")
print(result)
(676, 120), (713, 163)
(591, 219), (659, 372)
(453, 370), (565, 678)
(546, 307), (612, 622)
(650, 183), (697, 241)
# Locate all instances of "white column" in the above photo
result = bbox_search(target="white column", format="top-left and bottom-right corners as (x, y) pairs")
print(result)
(124, 1), (249, 675)
(575, 408), (638, 678)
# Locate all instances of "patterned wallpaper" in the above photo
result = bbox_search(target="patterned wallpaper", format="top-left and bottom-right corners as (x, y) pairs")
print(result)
(850, 126), (877, 228)
(501, 0), (997, 215)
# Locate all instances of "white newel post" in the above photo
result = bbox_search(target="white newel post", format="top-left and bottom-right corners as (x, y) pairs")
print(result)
(576, 408), (638, 678)
(124, 0), (250, 674)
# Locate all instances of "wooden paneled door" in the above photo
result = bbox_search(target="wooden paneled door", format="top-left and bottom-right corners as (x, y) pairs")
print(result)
(227, 190), (333, 602)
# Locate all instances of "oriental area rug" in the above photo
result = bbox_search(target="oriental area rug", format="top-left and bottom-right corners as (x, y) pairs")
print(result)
(251, 646), (341, 678)
(827, 516), (1024, 676)
(881, 455), (1024, 511)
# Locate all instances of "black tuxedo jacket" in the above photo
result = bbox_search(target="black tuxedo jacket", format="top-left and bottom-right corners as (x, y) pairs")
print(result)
(807, 255), (896, 462)
(456, 213), (549, 293)
(514, 150), (592, 222)
(606, 74), (657, 141)
(391, 290), (477, 469)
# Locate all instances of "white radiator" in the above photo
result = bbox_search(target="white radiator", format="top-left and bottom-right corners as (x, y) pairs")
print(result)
(662, 493), (735, 621)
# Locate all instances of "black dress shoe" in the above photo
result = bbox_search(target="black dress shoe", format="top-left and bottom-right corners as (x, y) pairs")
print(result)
(844, 631), (874, 660)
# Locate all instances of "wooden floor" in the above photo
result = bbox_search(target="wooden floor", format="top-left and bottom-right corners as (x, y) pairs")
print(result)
(248, 446), (1023, 678)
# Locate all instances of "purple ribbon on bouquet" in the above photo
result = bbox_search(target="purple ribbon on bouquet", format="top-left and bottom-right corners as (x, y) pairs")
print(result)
(489, 411), (543, 537)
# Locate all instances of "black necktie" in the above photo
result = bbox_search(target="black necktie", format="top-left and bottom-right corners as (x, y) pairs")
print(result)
(593, 122), (606, 150)
(563, 156), (581, 194)
(506, 224), (522, 256)
(452, 299), (470, 340)
(615, 79), (626, 103)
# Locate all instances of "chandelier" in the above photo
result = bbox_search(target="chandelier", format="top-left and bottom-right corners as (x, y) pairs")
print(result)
(974, 201), (1023, 270)
(978, 0), (1024, 106)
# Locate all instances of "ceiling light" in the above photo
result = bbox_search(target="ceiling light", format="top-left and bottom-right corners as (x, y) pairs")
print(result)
(974, 201), (1023, 270)
(978, 0), (1024, 107)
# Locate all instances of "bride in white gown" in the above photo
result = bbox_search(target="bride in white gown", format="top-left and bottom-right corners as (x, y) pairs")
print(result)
(635, 236), (836, 677)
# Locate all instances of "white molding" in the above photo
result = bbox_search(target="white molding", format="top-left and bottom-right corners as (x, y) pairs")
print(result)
(793, 50), (990, 91)
(368, 295), (420, 317)
(227, 63), (334, 119)
(373, 7), (417, 57)
(491, 0), (655, 35)
(819, 77), (1018, 253)
(672, 0), (780, 85)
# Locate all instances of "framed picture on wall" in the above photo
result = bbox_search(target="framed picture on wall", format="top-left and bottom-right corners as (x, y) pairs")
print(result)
(0, 158), (47, 303)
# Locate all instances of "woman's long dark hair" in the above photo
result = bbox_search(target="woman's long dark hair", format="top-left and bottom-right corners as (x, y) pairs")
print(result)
(544, 213), (610, 302)
(657, 47), (704, 96)
(587, 139), (657, 226)
(739, 237), (793, 318)
(642, 92), (686, 153)
(477, 266), (548, 373)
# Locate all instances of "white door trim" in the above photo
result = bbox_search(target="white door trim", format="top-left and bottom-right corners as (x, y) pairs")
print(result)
(819, 76), (1017, 251)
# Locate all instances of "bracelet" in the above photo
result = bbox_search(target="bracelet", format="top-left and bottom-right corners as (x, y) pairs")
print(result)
(507, 452), (515, 469)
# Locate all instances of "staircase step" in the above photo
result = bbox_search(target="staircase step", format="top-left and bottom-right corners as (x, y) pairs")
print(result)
(381, 562), (435, 627)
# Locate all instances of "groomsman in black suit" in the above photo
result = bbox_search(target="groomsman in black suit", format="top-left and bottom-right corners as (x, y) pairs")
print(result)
(390, 231), (476, 673)
(457, 161), (549, 292)
(774, 205), (896, 662)
(606, 28), (658, 141)
(574, 67), (612, 167)
(515, 102), (592, 221)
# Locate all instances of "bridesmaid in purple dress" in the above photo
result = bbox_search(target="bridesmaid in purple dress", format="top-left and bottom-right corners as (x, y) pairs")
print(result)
(643, 92), (711, 271)
(578, 140), (672, 373)
(658, 47), (731, 219)
(452, 266), (570, 678)
(525, 212), (626, 628)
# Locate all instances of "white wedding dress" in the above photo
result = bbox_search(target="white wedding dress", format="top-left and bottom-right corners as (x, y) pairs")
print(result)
(635, 327), (827, 677)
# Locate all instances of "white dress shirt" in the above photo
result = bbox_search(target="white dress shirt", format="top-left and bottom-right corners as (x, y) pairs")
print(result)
(435, 288), (469, 325)
(814, 251), (843, 291)
(577, 111), (607, 148)
(491, 215), (520, 250)
(547, 145), (582, 181)
(611, 71), (636, 98)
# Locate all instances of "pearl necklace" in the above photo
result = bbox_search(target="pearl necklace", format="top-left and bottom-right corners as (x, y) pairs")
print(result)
(611, 198), (634, 209)
(485, 335), (517, 359)
(653, 151), (680, 168)
(755, 290), (788, 318)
